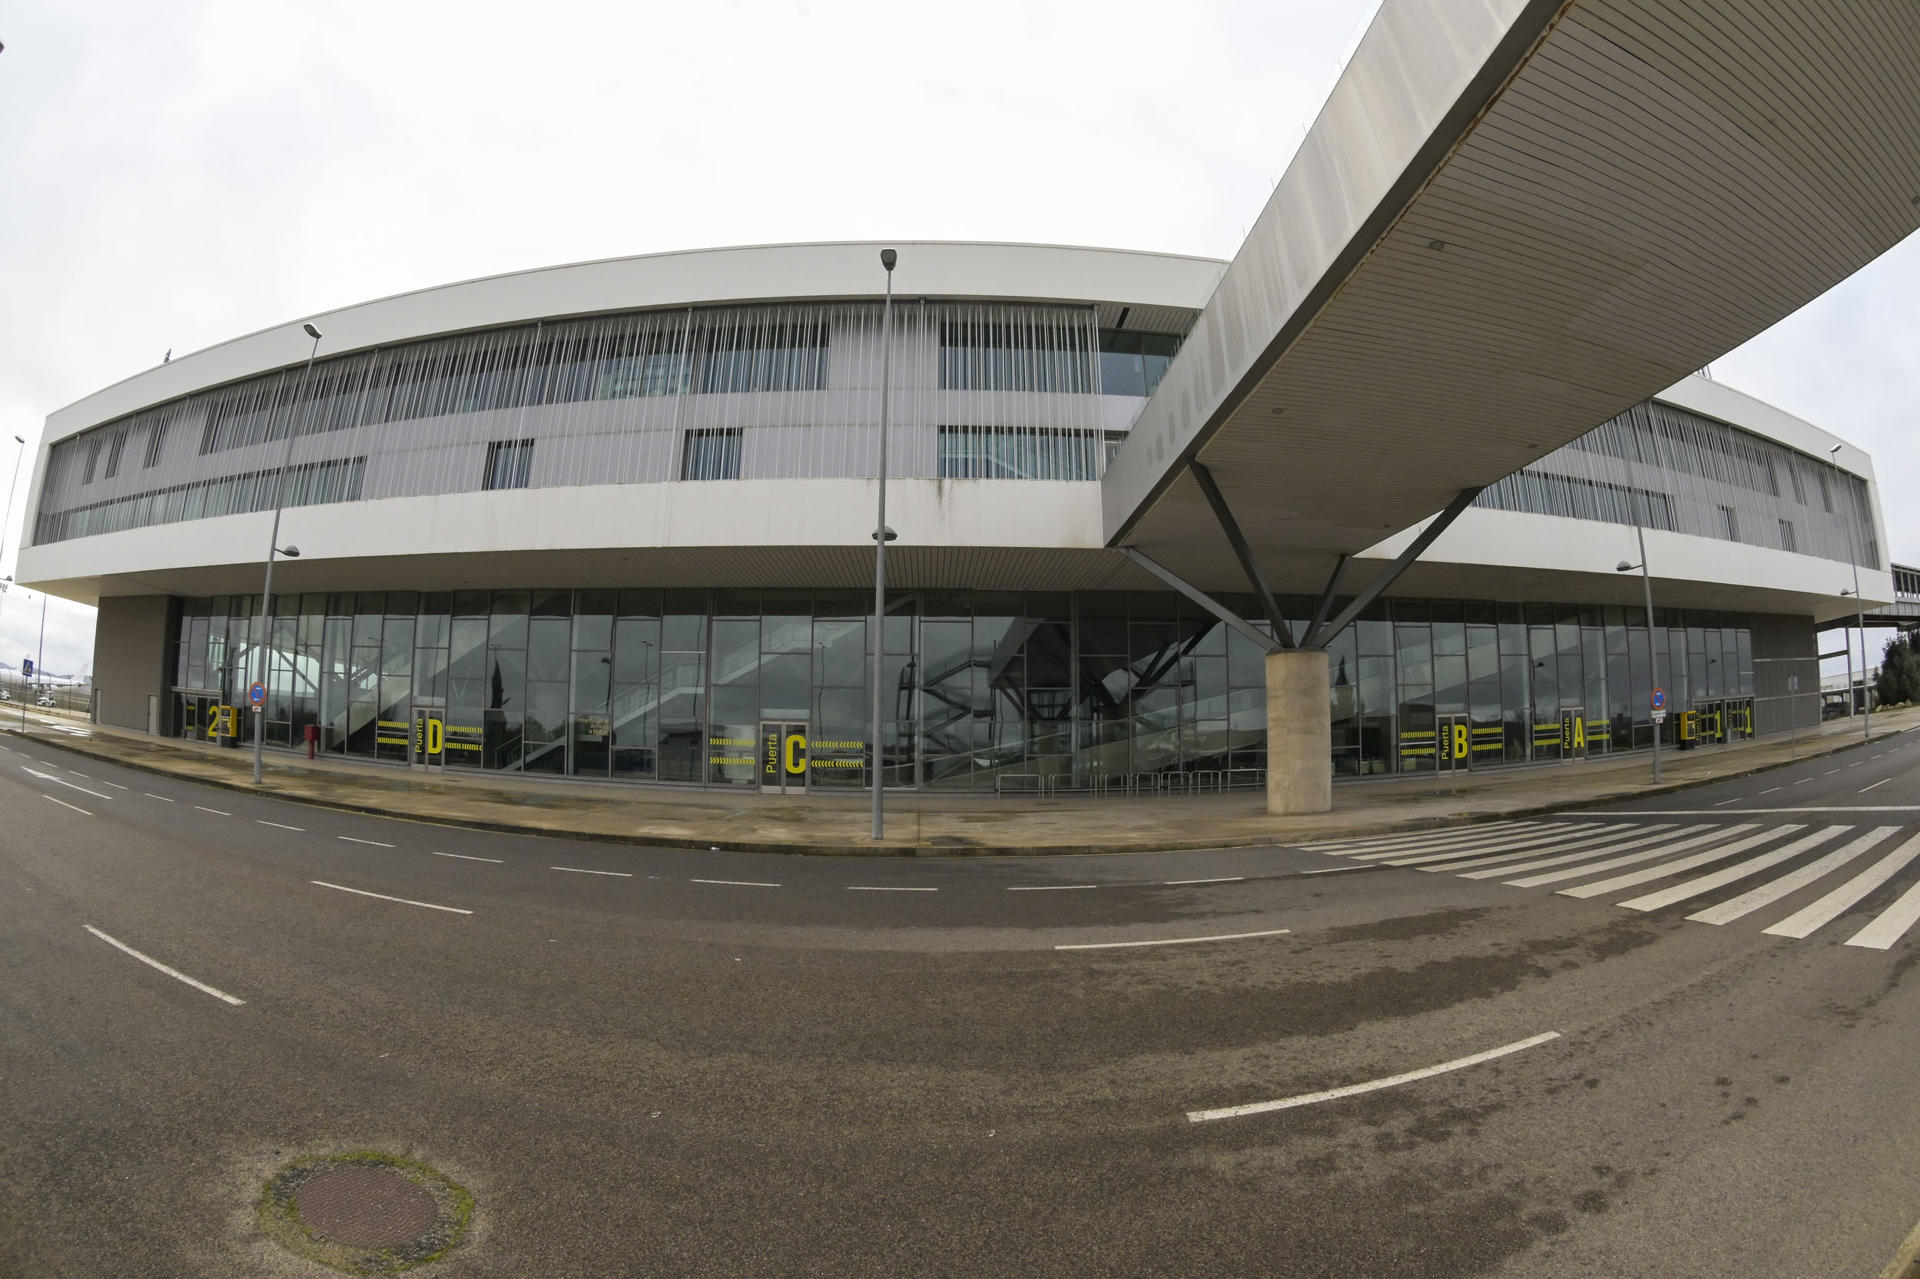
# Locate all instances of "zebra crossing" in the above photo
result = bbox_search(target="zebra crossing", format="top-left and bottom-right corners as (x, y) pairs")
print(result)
(1297, 819), (1920, 950)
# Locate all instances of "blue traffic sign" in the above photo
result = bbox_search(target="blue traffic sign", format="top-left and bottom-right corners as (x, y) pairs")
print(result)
(248, 681), (267, 706)
(1650, 688), (1666, 711)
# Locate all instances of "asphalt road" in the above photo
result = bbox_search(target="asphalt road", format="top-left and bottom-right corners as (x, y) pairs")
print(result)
(2, 726), (1918, 1277)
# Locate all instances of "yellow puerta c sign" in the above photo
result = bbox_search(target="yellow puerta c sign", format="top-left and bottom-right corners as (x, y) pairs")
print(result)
(785, 733), (806, 777)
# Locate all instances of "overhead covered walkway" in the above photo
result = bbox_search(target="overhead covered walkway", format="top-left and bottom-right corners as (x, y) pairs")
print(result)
(1101, 0), (1920, 811)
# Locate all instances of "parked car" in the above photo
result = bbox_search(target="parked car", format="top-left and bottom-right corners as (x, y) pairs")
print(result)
(35, 693), (57, 707)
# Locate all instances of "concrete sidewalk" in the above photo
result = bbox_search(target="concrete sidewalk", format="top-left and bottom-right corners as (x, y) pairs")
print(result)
(5, 705), (1914, 855)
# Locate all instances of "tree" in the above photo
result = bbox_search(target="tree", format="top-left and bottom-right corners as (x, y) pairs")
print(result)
(1875, 635), (1920, 708)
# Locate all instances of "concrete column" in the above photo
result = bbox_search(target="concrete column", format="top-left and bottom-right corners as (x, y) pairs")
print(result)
(1266, 649), (1331, 815)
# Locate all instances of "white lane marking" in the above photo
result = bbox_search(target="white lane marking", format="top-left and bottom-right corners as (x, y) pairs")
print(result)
(1448, 826), (1686, 876)
(553, 865), (633, 878)
(1300, 866), (1374, 875)
(1557, 826), (1804, 900)
(1056, 928), (1292, 952)
(1163, 876), (1245, 885)
(1389, 825), (1636, 868)
(1764, 833), (1920, 939)
(1861, 778), (1891, 793)
(309, 880), (472, 914)
(98, 779), (128, 790)
(1319, 824), (1545, 858)
(194, 805), (231, 816)
(432, 851), (503, 864)
(1758, 786), (1783, 795)
(1186, 1031), (1561, 1123)
(68, 770), (88, 778)
(257, 820), (305, 832)
(22, 767), (112, 801)
(1687, 828), (1899, 926)
(1615, 827), (1848, 912)
(1849, 761), (1866, 768)
(1499, 826), (1742, 887)
(691, 878), (781, 888)
(1713, 797), (1746, 806)
(144, 793), (175, 802)
(1577, 807), (1920, 815)
(83, 925), (245, 1006)
(1824, 769), (1840, 776)
(1848, 878), (1920, 950)
(1302, 821), (1545, 852)
(42, 793), (92, 816)
(1792, 777), (1815, 786)
(1007, 884), (1099, 891)
(1370, 826), (1612, 866)
(338, 836), (395, 847)
(847, 885), (939, 892)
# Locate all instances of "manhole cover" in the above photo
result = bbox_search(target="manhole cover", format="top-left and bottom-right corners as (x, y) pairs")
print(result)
(260, 1152), (472, 1274)
(298, 1166), (437, 1249)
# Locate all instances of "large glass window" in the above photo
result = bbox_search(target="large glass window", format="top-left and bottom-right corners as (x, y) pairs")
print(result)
(937, 426), (1099, 480)
(1097, 330), (1181, 397)
(681, 429), (742, 481)
(483, 439), (534, 491)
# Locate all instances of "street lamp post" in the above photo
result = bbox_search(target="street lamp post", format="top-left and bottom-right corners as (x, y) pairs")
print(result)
(1827, 444), (1870, 744)
(252, 323), (323, 785)
(1618, 527), (1662, 783)
(1, 435), (26, 709)
(871, 248), (898, 840)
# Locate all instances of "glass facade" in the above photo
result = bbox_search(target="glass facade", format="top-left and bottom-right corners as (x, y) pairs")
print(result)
(172, 587), (1759, 790)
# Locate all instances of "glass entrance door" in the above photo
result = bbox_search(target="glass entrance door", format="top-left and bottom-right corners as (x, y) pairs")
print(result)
(411, 707), (446, 769)
(759, 720), (809, 793)
(1437, 714), (1471, 773)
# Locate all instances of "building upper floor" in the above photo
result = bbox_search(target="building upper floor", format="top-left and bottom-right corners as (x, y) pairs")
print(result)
(16, 242), (1891, 622)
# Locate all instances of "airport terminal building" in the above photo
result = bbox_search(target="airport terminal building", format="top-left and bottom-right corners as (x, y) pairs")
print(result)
(15, 241), (1892, 795)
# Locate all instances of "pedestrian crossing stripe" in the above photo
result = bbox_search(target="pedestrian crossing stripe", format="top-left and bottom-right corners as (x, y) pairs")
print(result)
(1301, 821), (1920, 949)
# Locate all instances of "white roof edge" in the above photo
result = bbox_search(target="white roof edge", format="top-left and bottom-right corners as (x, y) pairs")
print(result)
(1653, 374), (1875, 483)
(47, 241), (1229, 441)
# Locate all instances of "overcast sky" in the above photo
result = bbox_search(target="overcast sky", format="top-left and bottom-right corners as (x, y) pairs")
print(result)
(0, 0), (1912, 682)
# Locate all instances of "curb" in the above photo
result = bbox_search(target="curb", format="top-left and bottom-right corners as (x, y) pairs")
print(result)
(2, 722), (1899, 858)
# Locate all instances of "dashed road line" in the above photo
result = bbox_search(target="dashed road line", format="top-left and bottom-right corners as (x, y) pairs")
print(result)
(22, 767), (113, 801)
(310, 880), (472, 914)
(1007, 884), (1099, 891)
(1186, 1031), (1562, 1123)
(1163, 876), (1245, 886)
(1758, 786), (1783, 796)
(42, 793), (92, 816)
(83, 925), (245, 1006)
(691, 878), (781, 888)
(338, 836), (395, 848)
(194, 805), (231, 816)
(257, 820), (304, 832)
(1056, 927), (1291, 952)
(553, 866), (633, 878)
(1861, 778), (1891, 794)
(432, 851), (503, 864)
(1713, 797), (1745, 806)
(847, 885), (938, 892)
(144, 793), (175, 802)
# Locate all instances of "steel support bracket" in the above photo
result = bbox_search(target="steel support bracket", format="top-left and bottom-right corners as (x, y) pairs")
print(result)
(1189, 459), (1294, 649)
(1119, 547), (1282, 654)
(1313, 487), (1485, 645)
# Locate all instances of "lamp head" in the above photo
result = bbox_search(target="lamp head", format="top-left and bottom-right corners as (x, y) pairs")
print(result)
(277, 545), (301, 559)
(1829, 443), (1842, 457)
(880, 248), (897, 272)
(1616, 560), (1636, 572)
(302, 322), (323, 340)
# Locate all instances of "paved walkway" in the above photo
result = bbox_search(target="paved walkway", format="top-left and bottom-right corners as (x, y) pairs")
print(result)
(4, 705), (1913, 854)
